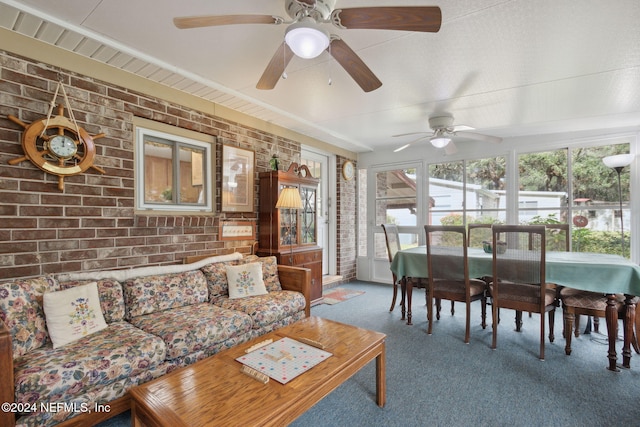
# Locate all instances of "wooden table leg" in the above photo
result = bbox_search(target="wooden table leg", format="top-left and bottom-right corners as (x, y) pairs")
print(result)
(406, 279), (413, 325)
(400, 277), (406, 321)
(622, 294), (636, 369)
(606, 293), (620, 372)
(376, 341), (386, 407)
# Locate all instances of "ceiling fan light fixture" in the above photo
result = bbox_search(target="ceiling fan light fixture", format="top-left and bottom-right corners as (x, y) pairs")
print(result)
(430, 135), (451, 148)
(285, 19), (330, 59)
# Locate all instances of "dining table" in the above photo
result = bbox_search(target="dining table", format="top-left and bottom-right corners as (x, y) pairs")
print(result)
(390, 246), (640, 371)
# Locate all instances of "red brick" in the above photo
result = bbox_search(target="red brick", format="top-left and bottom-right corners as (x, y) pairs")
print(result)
(38, 240), (79, 251)
(65, 207), (104, 217)
(40, 220), (80, 232)
(115, 237), (145, 247)
(97, 247), (131, 259)
(41, 194), (82, 205)
(118, 256), (148, 267)
(132, 245), (159, 255)
(60, 250), (98, 261)
(96, 228), (128, 238)
(12, 229), (56, 240)
(0, 204), (17, 215)
(19, 205), (64, 216)
(82, 218), (117, 228)
(0, 241), (37, 254)
(43, 261), (82, 275)
(0, 265), (43, 280)
(148, 254), (176, 264)
(0, 191), (39, 204)
(82, 258), (119, 271)
(80, 239), (115, 249)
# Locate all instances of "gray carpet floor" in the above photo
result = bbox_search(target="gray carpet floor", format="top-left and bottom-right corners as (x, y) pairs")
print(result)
(97, 281), (640, 427)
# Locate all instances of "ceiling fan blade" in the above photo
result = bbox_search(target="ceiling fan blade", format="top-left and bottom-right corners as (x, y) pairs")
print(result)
(332, 7), (442, 32)
(328, 38), (382, 92)
(454, 131), (502, 144)
(392, 132), (429, 138)
(393, 135), (429, 152)
(173, 14), (281, 29)
(256, 42), (295, 90)
(444, 141), (458, 155)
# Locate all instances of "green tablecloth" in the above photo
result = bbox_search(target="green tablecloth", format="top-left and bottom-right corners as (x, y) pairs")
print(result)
(390, 246), (640, 296)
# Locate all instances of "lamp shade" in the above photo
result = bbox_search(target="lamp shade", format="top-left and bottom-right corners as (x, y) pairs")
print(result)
(430, 135), (452, 148)
(276, 187), (303, 209)
(602, 153), (634, 169)
(285, 19), (329, 59)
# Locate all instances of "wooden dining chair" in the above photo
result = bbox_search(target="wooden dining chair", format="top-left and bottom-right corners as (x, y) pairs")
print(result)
(467, 223), (493, 249)
(425, 225), (487, 343)
(525, 224), (569, 319)
(382, 223), (427, 312)
(490, 225), (557, 360)
(382, 223), (403, 312)
(560, 289), (639, 367)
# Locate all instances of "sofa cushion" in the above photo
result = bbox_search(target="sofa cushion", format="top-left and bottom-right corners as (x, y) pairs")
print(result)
(200, 259), (241, 302)
(227, 262), (268, 299)
(123, 269), (208, 318)
(59, 279), (126, 323)
(43, 282), (109, 348)
(13, 321), (166, 408)
(129, 303), (253, 360)
(240, 255), (282, 292)
(214, 290), (307, 329)
(0, 275), (59, 358)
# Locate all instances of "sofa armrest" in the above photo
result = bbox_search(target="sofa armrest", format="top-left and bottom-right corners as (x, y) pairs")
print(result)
(278, 265), (311, 317)
(0, 319), (15, 427)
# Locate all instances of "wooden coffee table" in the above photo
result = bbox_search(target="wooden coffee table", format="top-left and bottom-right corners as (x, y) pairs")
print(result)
(129, 316), (386, 427)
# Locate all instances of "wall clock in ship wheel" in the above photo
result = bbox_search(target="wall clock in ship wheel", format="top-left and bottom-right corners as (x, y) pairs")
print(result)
(8, 104), (105, 191)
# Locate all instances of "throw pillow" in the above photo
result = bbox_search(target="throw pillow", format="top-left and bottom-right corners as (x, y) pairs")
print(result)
(43, 282), (108, 348)
(0, 275), (59, 358)
(226, 262), (268, 299)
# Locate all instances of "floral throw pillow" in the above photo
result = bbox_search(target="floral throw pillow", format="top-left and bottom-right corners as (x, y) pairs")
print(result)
(43, 282), (108, 348)
(0, 275), (59, 358)
(226, 262), (268, 299)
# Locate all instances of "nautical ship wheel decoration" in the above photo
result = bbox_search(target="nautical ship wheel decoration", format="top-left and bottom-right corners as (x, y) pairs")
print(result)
(7, 81), (105, 191)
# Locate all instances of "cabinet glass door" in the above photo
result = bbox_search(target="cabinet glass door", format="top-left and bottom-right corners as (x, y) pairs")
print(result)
(279, 185), (298, 246)
(300, 186), (317, 244)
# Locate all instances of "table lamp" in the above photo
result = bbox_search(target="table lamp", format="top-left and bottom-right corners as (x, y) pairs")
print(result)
(602, 153), (634, 257)
(276, 187), (303, 263)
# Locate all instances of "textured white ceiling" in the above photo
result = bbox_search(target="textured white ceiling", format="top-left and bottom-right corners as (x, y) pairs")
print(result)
(1, 0), (639, 153)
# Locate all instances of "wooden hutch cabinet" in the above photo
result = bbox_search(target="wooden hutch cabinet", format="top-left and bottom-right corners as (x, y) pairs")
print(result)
(257, 163), (323, 303)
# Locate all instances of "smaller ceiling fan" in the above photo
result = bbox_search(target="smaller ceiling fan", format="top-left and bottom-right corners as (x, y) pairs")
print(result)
(392, 113), (502, 155)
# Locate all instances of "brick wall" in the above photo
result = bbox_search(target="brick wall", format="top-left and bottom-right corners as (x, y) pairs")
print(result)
(0, 50), (314, 280)
(336, 156), (357, 279)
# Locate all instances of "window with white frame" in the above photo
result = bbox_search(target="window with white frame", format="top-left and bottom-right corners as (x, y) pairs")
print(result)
(135, 124), (213, 212)
(428, 156), (507, 227)
(518, 142), (632, 256)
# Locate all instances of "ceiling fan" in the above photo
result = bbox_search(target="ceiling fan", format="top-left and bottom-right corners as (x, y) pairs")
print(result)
(392, 113), (502, 155)
(173, 0), (441, 92)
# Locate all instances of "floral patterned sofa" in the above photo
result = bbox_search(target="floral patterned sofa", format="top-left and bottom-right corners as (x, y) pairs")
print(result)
(0, 253), (310, 427)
